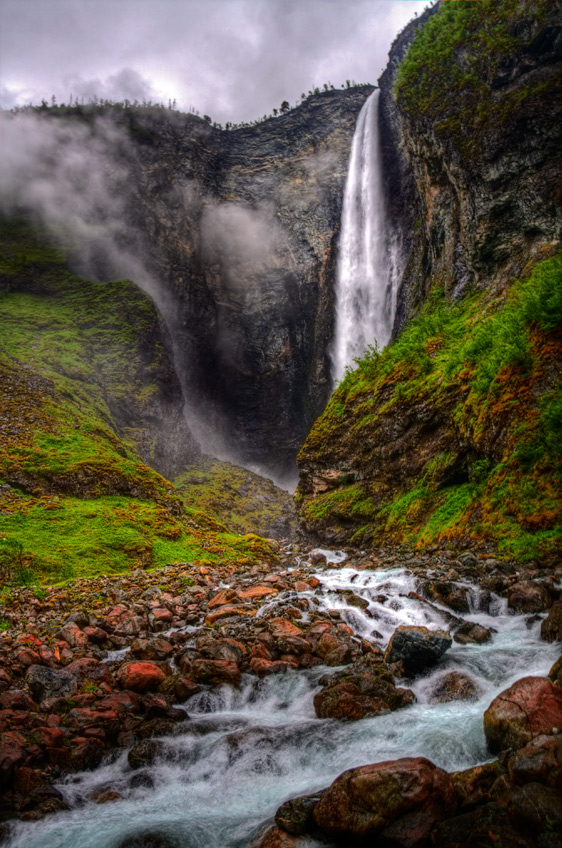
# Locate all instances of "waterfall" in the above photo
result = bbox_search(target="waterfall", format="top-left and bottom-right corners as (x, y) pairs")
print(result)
(331, 90), (400, 384)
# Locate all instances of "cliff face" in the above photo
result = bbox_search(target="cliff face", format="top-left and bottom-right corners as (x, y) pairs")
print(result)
(379, 0), (562, 331)
(122, 88), (373, 480)
(296, 1), (562, 562)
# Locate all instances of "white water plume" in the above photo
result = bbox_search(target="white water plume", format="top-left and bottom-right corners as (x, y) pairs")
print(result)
(331, 89), (401, 384)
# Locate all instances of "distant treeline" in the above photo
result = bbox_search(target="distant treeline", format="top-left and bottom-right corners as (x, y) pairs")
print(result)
(6, 81), (373, 132)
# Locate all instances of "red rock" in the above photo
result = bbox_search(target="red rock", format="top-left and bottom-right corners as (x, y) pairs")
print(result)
(83, 626), (108, 644)
(191, 659), (241, 686)
(12, 647), (40, 667)
(151, 608), (173, 625)
(484, 676), (562, 753)
(507, 735), (562, 788)
(314, 757), (457, 844)
(0, 669), (12, 692)
(269, 619), (303, 638)
(250, 659), (288, 677)
(65, 708), (119, 731)
(248, 824), (304, 847)
(117, 662), (167, 693)
(205, 605), (245, 625)
(238, 585), (278, 602)
(0, 731), (27, 789)
(0, 691), (37, 712)
(208, 588), (239, 609)
(33, 726), (64, 748)
(59, 624), (89, 650)
(98, 692), (140, 713)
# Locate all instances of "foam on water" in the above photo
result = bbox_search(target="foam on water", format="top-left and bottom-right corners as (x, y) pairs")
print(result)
(6, 566), (558, 848)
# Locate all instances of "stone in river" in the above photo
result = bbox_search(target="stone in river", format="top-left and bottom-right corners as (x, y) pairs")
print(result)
(384, 626), (452, 676)
(483, 676), (562, 754)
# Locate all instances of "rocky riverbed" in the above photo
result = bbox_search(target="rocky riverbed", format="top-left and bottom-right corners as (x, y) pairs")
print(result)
(0, 545), (561, 847)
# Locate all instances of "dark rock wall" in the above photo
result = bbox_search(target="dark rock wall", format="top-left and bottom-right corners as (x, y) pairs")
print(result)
(124, 88), (373, 480)
(379, 0), (562, 333)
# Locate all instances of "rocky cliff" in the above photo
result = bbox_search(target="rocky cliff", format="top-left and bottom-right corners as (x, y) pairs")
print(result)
(380, 0), (562, 331)
(122, 87), (373, 481)
(296, 0), (562, 562)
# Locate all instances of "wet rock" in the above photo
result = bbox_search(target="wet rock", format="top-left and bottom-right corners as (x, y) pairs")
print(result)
(484, 677), (562, 754)
(26, 666), (76, 702)
(507, 736), (562, 790)
(508, 781), (562, 833)
(549, 657), (562, 687)
(313, 757), (456, 844)
(427, 671), (479, 704)
(422, 581), (470, 614)
(432, 802), (533, 848)
(115, 830), (179, 848)
(275, 791), (324, 836)
(452, 622), (492, 645)
(158, 674), (200, 702)
(508, 583), (552, 614)
(118, 662), (167, 693)
(69, 738), (104, 771)
(128, 739), (165, 770)
(542, 601), (562, 642)
(191, 659), (241, 686)
(248, 824), (304, 848)
(313, 664), (415, 721)
(451, 761), (506, 808)
(250, 659), (288, 677)
(0, 691), (37, 712)
(384, 626), (452, 676)
(91, 789), (122, 804)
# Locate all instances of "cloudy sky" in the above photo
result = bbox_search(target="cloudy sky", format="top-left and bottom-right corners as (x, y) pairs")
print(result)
(1, 0), (428, 123)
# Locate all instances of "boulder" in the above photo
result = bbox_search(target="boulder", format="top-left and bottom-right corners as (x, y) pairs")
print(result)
(427, 671), (479, 704)
(118, 662), (167, 693)
(128, 739), (165, 770)
(507, 736), (562, 790)
(453, 622), (492, 645)
(541, 601), (562, 642)
(508, 782), (562, 833)
(384, 626), (451, 676)
(275, 791), (324, 836)
(313, 666), (415, 721)
(191, 659), (241, 686)
(26, 665), (76, 702)
(248, 825), (304, 848)
(483, 677), (562, 754)
(432, 802), (533, 848)
(313, 757), (456, 845)
(508, 583), (551, 614)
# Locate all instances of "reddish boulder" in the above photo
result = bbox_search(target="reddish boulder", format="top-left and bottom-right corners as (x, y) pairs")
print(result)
(250, 659), (288, 677)
(507, 735), (562, 789)
(507, 582), (551, 614)
(248, 824), (304, 848)
(191, 659), (241, 686)
(483, 676), (562, 754)
(117, 662), (167, 693)
(427, 671), (479, 704)
(313, 757), (456, 845)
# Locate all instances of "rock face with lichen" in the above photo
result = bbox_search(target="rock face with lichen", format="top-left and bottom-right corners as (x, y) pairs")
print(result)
(380, 0), (562, 331)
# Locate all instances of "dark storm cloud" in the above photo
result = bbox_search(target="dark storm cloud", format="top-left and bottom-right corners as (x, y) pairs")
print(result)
(0, 0), (428, 121)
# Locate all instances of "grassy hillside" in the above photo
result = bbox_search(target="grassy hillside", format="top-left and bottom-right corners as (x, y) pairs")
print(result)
(0, 220), (276, 586)
(297, 251), (562, 561)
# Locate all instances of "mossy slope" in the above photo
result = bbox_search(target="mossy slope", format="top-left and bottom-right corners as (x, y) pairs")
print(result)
(0, 220), (276, 584)
(296, 252), (562, 561)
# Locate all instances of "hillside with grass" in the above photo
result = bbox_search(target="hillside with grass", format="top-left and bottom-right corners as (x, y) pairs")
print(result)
(297, 250), (562, 562)
(0, 219), (278, 588)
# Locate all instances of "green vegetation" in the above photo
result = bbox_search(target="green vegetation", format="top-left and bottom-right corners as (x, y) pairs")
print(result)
(394, 0), (556, 156)
(174, 457), (295, 539)
(0, 219), (276, 584)
(299, 251), (562, 560)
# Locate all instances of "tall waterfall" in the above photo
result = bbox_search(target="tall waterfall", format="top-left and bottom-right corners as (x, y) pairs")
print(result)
(331, 90), (400, 384)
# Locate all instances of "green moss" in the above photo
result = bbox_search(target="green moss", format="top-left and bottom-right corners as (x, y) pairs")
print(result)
(394, 0), (552, 156)
(299, 252), (562, 559)
(0, 219), (276, 583)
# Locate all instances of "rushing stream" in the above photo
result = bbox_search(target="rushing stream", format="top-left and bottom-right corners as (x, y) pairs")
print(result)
(6, 561), (559, 848)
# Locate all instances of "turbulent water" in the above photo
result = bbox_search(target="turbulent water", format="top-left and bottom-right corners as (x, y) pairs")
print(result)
(7, 561), (559, 848)
(331, 90), (401, 384)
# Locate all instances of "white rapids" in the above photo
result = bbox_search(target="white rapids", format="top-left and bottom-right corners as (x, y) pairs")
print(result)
(5, 565), (559, 848)
(331, 89), (401, 384)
